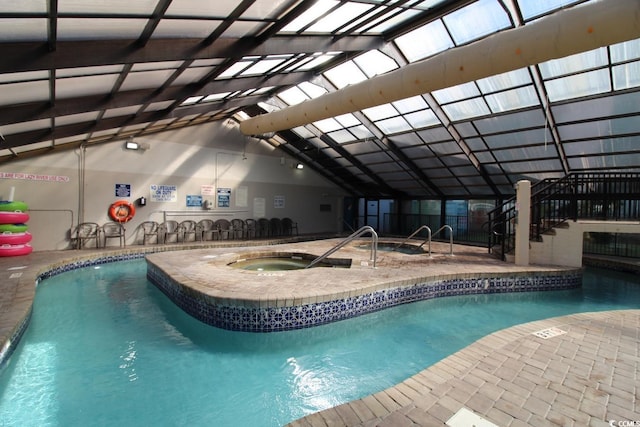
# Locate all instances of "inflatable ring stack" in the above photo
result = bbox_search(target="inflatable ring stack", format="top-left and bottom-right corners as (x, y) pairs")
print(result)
(0, 200), (33, 257)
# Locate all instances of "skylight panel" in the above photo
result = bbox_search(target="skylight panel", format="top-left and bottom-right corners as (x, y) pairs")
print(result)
(217, 62), (253, 79)
(376, 117), (412, 134)
(545, 69), (611, 102)
(394, 20), (453, 63)
(366, 8), (422, 34)
(58, 18), (146, 40)
(0, 71), (48, 84)
(295, 54), (339, 71)
(485, 86), (539, 113)
(335, 113), (361, 127)
(405, 109), (440, 128)
(59, 0), (158, 14)
(165, 0), (237, 17)
(611, 38), (640, 63)
(181, 96), (204, 105)
(299, 82), (328, 99)
(476, 69), (532, 93)
(432, 82), (480, 104)
(57, 65), (124, 78)
(292, 126), (315, 138)
(1, 0), (45, 12)
(308, 2), (374, 32)
(517, 0), (582, 21)
(393, 96), (429, 113)
(328, 129), (358, 143)
(443, 0), (511, 45)
(281, 0), (339, 32)
(203, 92), (231, 102)
(240, 58), (289, 76)
(324, 61), (367, 89)
(153, 19), (222, 39)
(278, 86), (309, 105)
(539, 48), (608, 79)
(613, 62), (640, 90)
(354, 51), (398, 78)
(442, 98), (490, 121)
(362, 104), (399, 121)
(0, 18), (47, 41)
(314, 118), (343, 133)
(349, 125), (375, 140)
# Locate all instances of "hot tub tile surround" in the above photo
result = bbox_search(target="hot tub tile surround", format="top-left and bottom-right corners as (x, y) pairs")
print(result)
(145, 243), (583, 332)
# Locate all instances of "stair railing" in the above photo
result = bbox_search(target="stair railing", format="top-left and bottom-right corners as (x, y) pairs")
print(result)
(305, 226), (378, 269)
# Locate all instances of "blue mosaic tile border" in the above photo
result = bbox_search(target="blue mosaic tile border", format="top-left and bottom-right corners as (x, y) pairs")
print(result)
(147, 264), (582, 332)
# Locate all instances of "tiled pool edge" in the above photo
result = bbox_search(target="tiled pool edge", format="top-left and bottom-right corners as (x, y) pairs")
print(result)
(0, 238), (304, 369)
(146, 263), (583, 332)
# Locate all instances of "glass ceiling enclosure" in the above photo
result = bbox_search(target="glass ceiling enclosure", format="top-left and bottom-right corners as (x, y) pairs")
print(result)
(0, 0), (639, 199)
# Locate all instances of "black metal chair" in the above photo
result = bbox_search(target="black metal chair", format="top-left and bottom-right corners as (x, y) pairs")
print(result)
(281, 218), (299, 236)
(269, 218), (283, 237)
(257, 218), (270, 238)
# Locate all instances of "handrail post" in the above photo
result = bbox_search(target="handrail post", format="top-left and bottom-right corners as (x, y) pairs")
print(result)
(305, 225), (378, 269)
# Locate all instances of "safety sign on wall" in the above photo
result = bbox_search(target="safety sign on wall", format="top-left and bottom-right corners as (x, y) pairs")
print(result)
(217, 188), (231, 208)
(115, 183), (131, 197)
(186, 195), (202, 207)
(150, 184), (177, 202)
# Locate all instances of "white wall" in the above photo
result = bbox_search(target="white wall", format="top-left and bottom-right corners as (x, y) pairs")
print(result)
(0, 121), (347, 251)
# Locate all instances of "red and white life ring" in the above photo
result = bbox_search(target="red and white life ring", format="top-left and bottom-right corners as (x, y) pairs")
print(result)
(108, 200), (136, 223)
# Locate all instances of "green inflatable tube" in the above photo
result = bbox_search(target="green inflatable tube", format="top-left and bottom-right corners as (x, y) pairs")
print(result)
(0, 200), (28, 212)
(0, 223), (28, 233)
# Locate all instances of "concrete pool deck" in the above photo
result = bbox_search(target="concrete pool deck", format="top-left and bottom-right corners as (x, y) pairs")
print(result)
(0, 236), (638, 426)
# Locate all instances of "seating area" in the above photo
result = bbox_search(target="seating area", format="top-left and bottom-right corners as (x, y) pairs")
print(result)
(72, 217), (299, 248)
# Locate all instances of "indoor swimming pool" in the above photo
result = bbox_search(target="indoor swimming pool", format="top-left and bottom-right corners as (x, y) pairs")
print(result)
(0, 260), (638, 426)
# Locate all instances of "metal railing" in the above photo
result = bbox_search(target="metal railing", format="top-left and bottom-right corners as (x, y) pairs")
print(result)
(394, 224), (454, 256)
(487, 172), (640, 260)
(306, 226), (378, 269)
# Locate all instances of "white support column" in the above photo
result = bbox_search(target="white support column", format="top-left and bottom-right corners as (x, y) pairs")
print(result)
(514, 180), (531, 266)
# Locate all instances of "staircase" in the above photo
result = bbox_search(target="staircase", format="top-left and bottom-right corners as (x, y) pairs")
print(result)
(487, 172), (640, 262)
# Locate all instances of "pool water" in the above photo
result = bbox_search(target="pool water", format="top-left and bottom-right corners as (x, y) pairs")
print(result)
(0, 261), (638, 427)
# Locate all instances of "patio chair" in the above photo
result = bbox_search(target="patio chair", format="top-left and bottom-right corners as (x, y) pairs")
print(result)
(179, 220), (198, 242)
(196, 219), (218, 241)
(100, 221), (126, 248)
(230, 218), (245, 239)
(244, 218), (256, 239)
(72, 222), (99, 249)
(160, 220), (180, 244)
(139, 221), (160, 245)
(281, 218), (299, 236)
(215, 219), (231, 240)
(269, 218), (283, 237)
(257, 218), (270, 238)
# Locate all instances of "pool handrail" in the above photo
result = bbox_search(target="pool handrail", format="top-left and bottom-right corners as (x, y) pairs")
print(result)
(395, 224), (454, 256)
(305, 226), (378, 269)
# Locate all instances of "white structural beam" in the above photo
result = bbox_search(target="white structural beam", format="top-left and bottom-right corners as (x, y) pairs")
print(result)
(240, 0), (640, 135)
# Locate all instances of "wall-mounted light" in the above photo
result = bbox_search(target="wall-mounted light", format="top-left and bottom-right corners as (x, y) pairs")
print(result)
(295, 163), (304, 170)
(125, 140), (139, 150)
